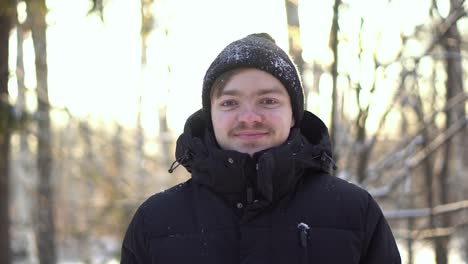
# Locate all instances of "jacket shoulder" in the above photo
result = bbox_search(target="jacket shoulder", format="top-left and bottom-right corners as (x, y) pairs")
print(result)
(121, 180), (195, 262)
(134, 180), (195, 238)
(301, 172), (372, 204)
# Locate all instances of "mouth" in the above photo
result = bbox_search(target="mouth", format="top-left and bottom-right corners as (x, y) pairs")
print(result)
(234, 130), (269, 141)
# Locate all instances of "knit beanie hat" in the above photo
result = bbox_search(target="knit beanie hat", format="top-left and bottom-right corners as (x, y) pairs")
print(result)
(202, 33), (304, 126)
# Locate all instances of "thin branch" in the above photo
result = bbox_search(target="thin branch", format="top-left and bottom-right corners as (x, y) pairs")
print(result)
(393, 218), (468, 240)
(364, 92), (468, 185)
(421, 3), (466, 60)
(385, 199), (468, 219)
(368, 115), (468, 198)
(377, 3), (467, 69)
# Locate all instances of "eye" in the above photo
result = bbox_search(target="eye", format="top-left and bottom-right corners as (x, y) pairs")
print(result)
(220, 100), (237, 107)
(260, 98), (278, 105)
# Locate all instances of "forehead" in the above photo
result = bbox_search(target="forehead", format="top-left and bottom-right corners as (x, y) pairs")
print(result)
(217, 69), (288, 96)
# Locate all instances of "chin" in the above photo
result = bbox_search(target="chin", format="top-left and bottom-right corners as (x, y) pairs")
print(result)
(244, 148), (266, 156)
(239, 145), (264, 154)
(228, 142), (272, 155)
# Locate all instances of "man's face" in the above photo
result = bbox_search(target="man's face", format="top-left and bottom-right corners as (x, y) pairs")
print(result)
(211, 69), (295, 156)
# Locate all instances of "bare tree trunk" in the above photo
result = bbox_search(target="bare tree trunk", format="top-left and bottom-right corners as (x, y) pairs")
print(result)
(159, 28), (172, 169)
(137, 0), (153, 196)
(78, 121), (93, 264)
(0, 104), (12, 264)
(329, 0), (341, 155)
(159, 104), (171, 167)
(26, 0), (57, 263)
(435, 134), (451, 264)
(420, 119), (439, 263)
(406, 194), (415, 264)
(13, 5), (37, 262)
(15, 2), (26, 150)
(140, 0), (153, 66)
(353, 19), (376, 184)
(400, 114), (414, 264)
(434, 1), (464, 263)
(464, 226), (468, 264)
(410, 89), (440, 263)
(284, 0), (306, 108)
(136, 95), (146, 198)
(0, 2), (14, 263)
(355, 101), (370, 183)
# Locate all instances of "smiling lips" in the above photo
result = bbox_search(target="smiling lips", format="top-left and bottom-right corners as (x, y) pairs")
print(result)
(235, 130), (269, 141)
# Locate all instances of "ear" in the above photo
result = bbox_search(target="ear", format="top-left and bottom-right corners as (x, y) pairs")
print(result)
(290, 115), (295, 128)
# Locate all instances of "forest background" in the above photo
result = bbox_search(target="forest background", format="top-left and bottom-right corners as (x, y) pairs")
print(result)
(0, 0), (467, 263)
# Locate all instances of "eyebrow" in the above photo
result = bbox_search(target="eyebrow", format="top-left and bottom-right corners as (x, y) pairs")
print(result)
(218, 86), (288, 97)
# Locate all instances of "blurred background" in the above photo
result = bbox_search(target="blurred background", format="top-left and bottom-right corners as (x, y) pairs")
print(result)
(0, 0), (467, 263)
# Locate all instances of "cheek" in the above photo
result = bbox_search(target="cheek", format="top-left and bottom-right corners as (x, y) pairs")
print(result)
(267, 110), (293, 125)
(211, 111), (232, 133)
(266, 111), (294, 137)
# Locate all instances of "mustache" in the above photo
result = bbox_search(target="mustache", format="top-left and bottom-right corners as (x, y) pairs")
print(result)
(229, 123), (271, 134)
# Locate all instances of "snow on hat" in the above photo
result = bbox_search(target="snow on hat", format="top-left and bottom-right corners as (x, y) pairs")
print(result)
(202, 33), (304, 126)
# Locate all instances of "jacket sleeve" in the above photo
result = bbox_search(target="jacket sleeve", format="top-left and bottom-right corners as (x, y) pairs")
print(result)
(121, 206), (150, 264)
(360, 194), (401, 264)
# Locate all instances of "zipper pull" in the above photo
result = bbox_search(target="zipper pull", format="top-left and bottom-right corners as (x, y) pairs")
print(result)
(168, 150), (192, 173)
(168, 160), (181, 173)
(297, 222), (310, 247)
(320, 152), (337, 173)
(246, 187), (253, 204)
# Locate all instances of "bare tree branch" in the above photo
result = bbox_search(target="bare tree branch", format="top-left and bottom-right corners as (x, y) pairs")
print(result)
(364, 92), (468, 186)
(420, 2), (466, 60)
(385, 199), (468, 219)
(393, 218), (468, 239)
(368, 115), (468, 198)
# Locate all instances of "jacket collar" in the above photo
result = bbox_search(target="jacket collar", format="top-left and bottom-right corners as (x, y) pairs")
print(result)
(171, 109), (336, 208)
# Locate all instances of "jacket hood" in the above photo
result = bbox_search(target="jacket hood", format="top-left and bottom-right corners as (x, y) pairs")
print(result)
(171, 109), (336, 209)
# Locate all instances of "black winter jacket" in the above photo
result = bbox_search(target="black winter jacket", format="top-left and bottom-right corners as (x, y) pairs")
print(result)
(121, 110), (401, 264)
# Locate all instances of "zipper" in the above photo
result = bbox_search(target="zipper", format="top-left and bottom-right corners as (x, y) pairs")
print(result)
(245, 162), (253, 204)
(297, 222), (310, 264)
(246, 184), (253, 204)
(239, 155), (252, 204)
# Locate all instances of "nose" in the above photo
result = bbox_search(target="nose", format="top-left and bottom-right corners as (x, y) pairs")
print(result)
(238, 109), (263, 124)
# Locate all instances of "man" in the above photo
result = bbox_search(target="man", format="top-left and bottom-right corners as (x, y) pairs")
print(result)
(121, 33), (401, 263)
